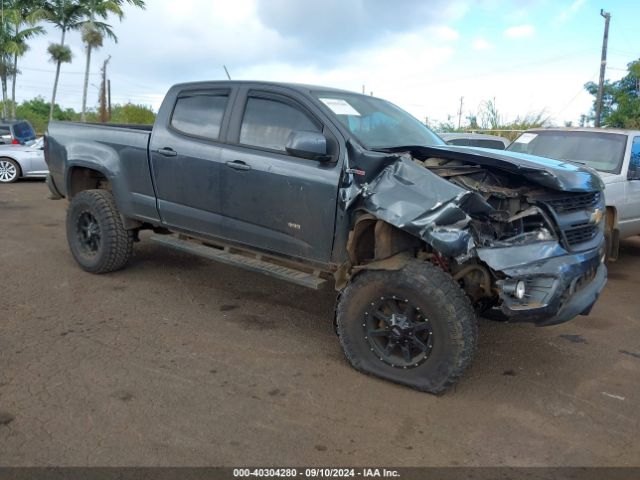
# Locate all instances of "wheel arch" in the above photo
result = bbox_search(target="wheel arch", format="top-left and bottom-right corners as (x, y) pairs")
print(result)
(335, 214), (422, 290)
(346, 213), (422, 266)
(66, 165), (111, 198)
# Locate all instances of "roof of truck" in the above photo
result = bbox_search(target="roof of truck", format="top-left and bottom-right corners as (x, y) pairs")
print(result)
(171, 80), (361, 95)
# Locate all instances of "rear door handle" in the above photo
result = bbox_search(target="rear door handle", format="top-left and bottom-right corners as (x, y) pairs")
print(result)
(156, 147), (177, 157)
(225, 160), (251, 171)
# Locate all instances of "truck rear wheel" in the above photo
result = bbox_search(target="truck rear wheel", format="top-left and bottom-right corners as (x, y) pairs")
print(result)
(336, 261), (477, 394)
(66, 189), (134, 273)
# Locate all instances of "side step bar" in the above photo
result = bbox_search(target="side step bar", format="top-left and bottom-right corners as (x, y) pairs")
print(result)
(150, 234), (327, 290)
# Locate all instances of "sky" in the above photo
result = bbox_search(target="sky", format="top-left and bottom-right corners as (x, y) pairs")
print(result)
(13, 0), (640, 127)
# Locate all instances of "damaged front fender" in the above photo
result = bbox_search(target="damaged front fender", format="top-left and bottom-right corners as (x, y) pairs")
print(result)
(359, 156), (489, 258)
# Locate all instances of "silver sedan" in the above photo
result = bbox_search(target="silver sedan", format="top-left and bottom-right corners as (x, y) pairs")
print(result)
(0, 138), (48, 183)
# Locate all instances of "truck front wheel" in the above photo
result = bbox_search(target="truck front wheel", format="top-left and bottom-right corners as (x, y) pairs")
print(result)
(336, 261), (477, 394)
(66, 189), (134, 273)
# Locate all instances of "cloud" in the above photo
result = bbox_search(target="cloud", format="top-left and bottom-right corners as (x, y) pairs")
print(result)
(14, 0), (610, 127)
(428, 26), (460, 42)
(555, 0), (587, 24)
(503, 24), (535, 38)
(254, 0), (463, 64)
(471, 37), (492, 50)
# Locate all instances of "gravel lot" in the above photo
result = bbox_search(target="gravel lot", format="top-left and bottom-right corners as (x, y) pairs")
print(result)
(1, 181), (639, 466)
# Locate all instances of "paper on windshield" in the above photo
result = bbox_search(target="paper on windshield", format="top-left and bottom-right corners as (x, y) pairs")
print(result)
(320, 98), (361, 116)
(514, 133), (537, 144)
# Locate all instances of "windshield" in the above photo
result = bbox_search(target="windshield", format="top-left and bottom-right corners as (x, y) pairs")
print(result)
(313, 92), (444, 149)
(507, 130), (627, 174)
(13, 121), (36, 141)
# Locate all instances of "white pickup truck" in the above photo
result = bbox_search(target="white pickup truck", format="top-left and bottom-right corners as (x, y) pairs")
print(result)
(508, 128), (640, 260)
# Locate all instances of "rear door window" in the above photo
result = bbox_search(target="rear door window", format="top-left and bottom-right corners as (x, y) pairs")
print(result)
(13, 121), (35, 139)
(239, 96), (321, 152)
(171, 93), (229, 140)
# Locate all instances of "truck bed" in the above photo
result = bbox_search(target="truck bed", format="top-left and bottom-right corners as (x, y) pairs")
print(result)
(45, 121), (159, 224)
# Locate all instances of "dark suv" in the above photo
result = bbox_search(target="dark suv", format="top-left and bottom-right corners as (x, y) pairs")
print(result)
(0, 119), (37, 145)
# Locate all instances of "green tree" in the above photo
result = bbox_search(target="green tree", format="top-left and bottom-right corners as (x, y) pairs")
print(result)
(42, 0), (86, 120)
(80, 0), (145, 121)
(6, 0), (46, 118)
(15, 95), (76, 133)
(585, 59), (640, 128)
(109, 103), (155, 124)
(0, 4), (16, 117)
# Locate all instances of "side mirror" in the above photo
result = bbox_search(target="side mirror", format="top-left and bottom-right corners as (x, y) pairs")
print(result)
(285, 130), (331, 161)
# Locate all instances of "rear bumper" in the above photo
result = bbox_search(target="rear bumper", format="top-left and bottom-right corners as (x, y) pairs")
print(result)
(479, 242), (607, 326)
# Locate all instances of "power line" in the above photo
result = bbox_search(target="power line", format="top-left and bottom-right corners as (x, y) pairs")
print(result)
(19, 66), (101, 76)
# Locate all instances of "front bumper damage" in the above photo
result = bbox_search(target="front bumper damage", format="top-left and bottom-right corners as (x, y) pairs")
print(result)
(478, 242), (606, 325)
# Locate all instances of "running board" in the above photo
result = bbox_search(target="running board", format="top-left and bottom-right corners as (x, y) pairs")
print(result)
(150, 234), (327, 290)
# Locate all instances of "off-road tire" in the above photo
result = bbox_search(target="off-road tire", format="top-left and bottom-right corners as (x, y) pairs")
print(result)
(336, 261), (477, 394)
(66, 189), (134, 273)
(0, 158), (20, 183)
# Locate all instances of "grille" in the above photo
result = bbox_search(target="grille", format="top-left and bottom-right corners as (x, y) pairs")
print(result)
(545, 192), (601, 213)
(564, 223), (598, 246)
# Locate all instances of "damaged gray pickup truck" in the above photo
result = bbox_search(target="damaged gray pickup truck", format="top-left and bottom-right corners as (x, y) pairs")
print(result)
(45, 81), (608, 393)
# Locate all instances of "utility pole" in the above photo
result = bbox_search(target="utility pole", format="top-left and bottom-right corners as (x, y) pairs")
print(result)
(107, 79), (112, 120)
(595, 9), (611, 127)
(457, 96), (464, 130)
(99, 56), (111, 123)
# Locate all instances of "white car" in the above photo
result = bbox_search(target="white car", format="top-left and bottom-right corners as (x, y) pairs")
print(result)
(0, 137), (48, 183)
(508, 128), (640, 260)
(439, 132), (511, 150)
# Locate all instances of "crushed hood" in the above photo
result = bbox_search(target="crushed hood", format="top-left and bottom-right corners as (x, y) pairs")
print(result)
(378, 144), (605, 193)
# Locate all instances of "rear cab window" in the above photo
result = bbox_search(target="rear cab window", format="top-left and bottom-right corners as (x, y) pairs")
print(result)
(170, 92), (229, 140)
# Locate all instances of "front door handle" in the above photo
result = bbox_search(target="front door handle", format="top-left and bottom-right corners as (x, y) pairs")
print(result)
(225, 160), (251, 171)
(156, 147), (177, 157)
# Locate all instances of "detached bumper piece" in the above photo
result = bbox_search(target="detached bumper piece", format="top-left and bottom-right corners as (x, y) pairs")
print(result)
(492, 245), (607, 326)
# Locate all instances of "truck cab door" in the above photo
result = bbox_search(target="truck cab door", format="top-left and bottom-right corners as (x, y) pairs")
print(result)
(149, 88), (233, 237)
(219, 89), (343, 263)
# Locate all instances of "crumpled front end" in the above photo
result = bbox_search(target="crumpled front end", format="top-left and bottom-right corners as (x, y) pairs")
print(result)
(349, 147), (607, 326)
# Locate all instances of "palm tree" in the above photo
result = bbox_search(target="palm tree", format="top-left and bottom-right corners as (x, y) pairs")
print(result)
(80, 0), (145, 122)
(0, 0), (16, 117)
(42, 0), (86, 120)
(8, 0), (46, 118)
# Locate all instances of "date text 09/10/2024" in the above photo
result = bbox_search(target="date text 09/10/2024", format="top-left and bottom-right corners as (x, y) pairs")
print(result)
(232, 468), (400, 478)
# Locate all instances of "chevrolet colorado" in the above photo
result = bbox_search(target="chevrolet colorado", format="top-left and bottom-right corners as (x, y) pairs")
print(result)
(45, 81), (608, 393)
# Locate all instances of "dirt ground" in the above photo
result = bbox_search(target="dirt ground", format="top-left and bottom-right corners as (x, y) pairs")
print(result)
(0, 181), (638, 466)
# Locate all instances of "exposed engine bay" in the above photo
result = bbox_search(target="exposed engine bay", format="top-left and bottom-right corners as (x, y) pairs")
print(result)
(416, 155), (558, 250)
